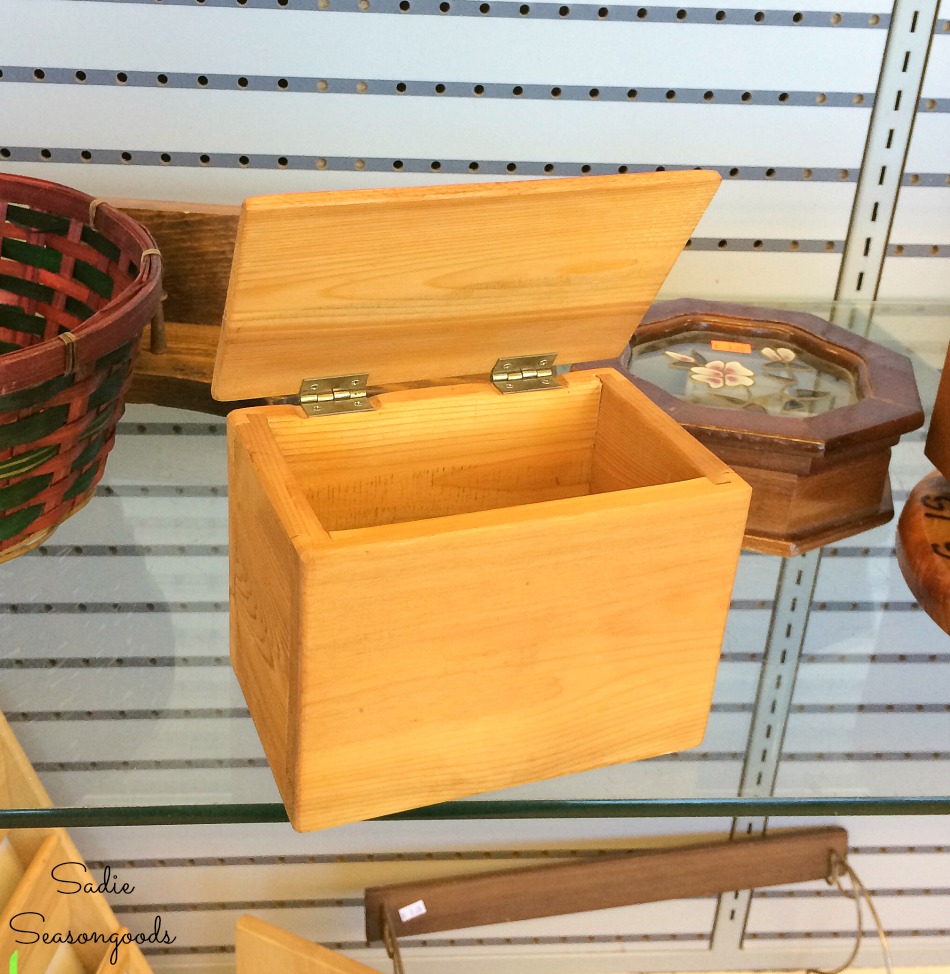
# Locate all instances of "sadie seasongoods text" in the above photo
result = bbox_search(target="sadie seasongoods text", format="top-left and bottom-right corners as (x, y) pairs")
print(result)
(7, 861), (176, 965)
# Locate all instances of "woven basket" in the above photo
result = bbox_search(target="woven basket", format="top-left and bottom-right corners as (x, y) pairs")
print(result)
(0, 174), (163, 562)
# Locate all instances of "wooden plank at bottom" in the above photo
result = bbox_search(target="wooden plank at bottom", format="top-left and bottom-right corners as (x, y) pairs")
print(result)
(365, 826), (848, 942)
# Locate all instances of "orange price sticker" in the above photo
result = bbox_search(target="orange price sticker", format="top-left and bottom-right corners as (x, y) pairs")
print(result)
(710, 339), (753, 354)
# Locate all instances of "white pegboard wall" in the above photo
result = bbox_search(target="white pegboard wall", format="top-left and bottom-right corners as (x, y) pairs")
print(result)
(1, 4), (950, 973)
(4, 0), (946, 301)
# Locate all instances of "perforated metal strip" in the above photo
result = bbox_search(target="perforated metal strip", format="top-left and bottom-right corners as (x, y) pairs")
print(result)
(53, 0), (893, 29)
(711, 548), (823, 953)
(835, 0), (942, 301)
(1, 68), (880, 107)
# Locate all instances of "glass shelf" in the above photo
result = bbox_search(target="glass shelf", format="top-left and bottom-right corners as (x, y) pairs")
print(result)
(1, 301), (949, 828)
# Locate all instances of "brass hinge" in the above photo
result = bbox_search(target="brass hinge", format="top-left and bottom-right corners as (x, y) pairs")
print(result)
(298, 373), (369, 416)
(491, 354), (558, 394)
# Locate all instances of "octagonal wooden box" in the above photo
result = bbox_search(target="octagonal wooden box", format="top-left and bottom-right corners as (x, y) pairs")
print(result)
(212, 173), (751, 832)
(617, 299), (924, 556)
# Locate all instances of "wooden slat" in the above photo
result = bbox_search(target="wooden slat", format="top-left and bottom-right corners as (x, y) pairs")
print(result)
(114, 200), (239, 329)
(94, 933), (154, 974)
(0, 711), (52, 811)
(364, 826), (849, 941)
(0, 832), (119, 973)
(236, 916), (378, 974)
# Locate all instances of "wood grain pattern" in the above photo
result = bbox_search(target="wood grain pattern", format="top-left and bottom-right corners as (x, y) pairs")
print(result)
(115, 199), (240, 328)
(229, 369), (750, 831)
(127, 321), (251, 416)
(364, 826), (849, 941)
(236, 916), (378, 974)
(94, 934), (154, 974)
(896, 469), (950, 634)
(214, 171), (720, 400)
(0, 832), (119, 973)
(925, 341), (950, 480)
(0, 711), (52, 811)
(228, 413), (317, 819)
(0, 717), (155, 973)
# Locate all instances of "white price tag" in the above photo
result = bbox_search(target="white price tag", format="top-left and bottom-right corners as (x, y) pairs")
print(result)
(398, 899), (427, 923)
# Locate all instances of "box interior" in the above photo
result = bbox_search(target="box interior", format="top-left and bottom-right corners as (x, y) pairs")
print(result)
(267, 373), (716, 534)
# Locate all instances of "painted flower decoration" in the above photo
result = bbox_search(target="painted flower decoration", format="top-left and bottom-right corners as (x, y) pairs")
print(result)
(664, 350), (697, 363)
(761, 347), (796, 363)
(689, 360), (755, 389)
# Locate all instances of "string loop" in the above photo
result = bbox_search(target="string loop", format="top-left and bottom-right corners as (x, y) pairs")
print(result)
(807, 851), (892, 974)
(381, 907), (406, 974)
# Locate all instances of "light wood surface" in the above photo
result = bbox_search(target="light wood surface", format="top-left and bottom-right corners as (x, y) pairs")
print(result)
(0, 717), (155, 973)
(214, 171), (720, 400)
(236, 916), (379, 974)
(896, 469), (950, 633)
(0, 832), (119, 973)
(94, 933), (155, 974)
(229, 369), (750, 830)
(0, 712), (52, 811)
(365, 825), (848, 941)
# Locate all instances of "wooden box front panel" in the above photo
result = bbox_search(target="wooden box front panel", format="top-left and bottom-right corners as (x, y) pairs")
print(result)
(228, 370), (750, 830)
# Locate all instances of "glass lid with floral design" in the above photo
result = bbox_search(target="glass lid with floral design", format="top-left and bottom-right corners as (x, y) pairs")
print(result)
(627, 331), (860, 417)
(612, 298), (925, 556)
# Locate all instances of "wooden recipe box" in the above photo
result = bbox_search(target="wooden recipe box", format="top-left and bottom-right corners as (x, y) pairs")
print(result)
(213, 172), (752, 832)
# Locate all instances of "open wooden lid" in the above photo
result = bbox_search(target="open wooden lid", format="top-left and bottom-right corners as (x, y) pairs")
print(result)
(212, 171), (719, 401)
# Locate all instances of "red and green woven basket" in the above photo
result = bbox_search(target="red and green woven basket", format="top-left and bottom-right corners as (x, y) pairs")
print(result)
(0, 173), (163, 562)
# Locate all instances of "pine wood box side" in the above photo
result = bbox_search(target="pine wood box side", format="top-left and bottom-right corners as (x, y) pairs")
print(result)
(228, 369), (750, 831)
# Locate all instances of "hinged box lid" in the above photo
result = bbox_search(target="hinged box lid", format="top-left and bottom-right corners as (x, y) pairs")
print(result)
(212, 171), (719, 402)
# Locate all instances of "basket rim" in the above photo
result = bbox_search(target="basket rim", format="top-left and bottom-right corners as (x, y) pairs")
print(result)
(0, 173), (163, 396)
